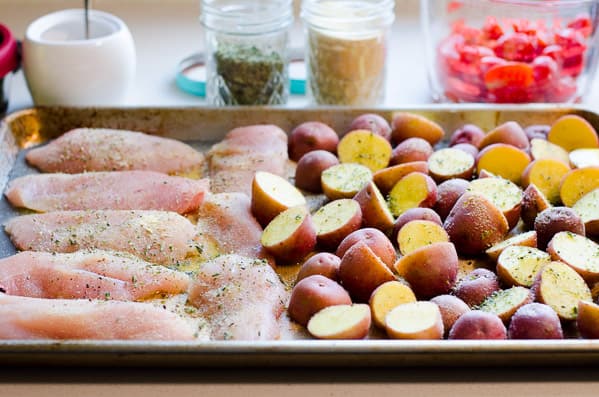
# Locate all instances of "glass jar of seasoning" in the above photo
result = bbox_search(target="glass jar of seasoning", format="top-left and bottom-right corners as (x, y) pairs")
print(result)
(301, 0), (395, 106)
(200, 0), (293, 106)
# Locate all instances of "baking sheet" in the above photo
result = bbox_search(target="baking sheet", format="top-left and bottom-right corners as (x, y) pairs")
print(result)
(1, 104), (599, 368)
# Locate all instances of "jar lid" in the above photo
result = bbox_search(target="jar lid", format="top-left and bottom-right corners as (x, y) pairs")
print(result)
(0, 24), (18, 78)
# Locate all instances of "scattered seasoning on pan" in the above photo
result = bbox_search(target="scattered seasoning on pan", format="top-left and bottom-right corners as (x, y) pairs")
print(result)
(214, 43), (285, 105)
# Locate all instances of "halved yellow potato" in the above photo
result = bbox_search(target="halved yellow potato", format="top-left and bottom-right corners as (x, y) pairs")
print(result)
(321, 163), (372, 200)
(337, 129), (392, 172)
(369, 281), (417, 329)
(496, 245), (550, 287)
(569, 148), (599, 169)
(467, 177), (523, 229)
(396, 220), (449, 256)
(251, 171), (307, 227)
(385, 301), (443, 340)
(559, 166), (599, 207)
(478, 286), (533, 323)
(353, 181), (395, 235)
(427, 147), (475, 182)
(307, 304), (371, 340)
(312, 199), (362, 250)
(261, 205), (316, 264)
(547, 231), (599, 284)
(387, 172), (437, 217)
(548, 114), (599, 151)
(572, 188), (599, 236)
(529, 138), (570, 165)
(485, 230), (538, 262)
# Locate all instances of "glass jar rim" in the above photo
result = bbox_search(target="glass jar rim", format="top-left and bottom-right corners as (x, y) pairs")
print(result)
(201, 0), (293, 35)
(301, 0), (395, 34)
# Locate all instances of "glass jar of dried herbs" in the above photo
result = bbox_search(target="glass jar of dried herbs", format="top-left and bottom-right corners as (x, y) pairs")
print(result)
(201, 0), (293, 106)
(301, 0), (395, 106)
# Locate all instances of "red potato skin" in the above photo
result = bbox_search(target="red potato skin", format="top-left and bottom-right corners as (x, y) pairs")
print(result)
(534, 207), (585, 250)
(336, 228), (396, 270)
(295, 150), (340, 193)
(453, 268), (501, 308)
(577, 300), (599, 339)
(390, 138), (434, 165)
(479, 121), (530, 150)
(524, 125), (550, 141)
(430, 294), (471, 335)
(434, 178), (470, 220)
(262, 211), (317, 265)
(444, 192), (509, 256)
(521, 183), (551, 230)
(451, 143), (479, 159)
(347, 113), (392, 141)
(391, 207), (443, 244)
(372, 161), (429, 194)
(296, 253), (341, 283)
(507, 303), (563, 339)
(450, 124), (486, 148)
(448, 310), (507, 340)
(353, 182), (394, 235)
(288, 122), (339, 161)
(288, 275), (352, 326)
(338, 241), (396, 302)
(394, 242), (459, 299)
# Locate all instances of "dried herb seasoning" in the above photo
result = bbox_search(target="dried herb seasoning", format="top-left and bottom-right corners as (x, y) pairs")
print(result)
(214, 44), (286, 105)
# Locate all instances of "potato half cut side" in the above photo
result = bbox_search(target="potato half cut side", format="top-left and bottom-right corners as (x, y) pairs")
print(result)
(369, 281), (417, 329)
(391, 112), (445, 145)
(372, 161), (428, 194)
(477, 286), (533, 323)
(548, 114), (599, 152)
(387, 172), (437, 217)
(547, 231), (599, 284)
(251, 171), (307, 227)
(577, 300), (599, 339)
(307, 304), (372, 340)
(467, 177), (523, 229)
(572, 188), (599, 236)
(337, 130), (392, 172)
(385, 301), (444, 340)
(396, 220), (449, 256)
(521, 159), (571, 205)
(485, 230), (537, 262)
(530, 138), (570, 165)
(521, 183), (552, 230)
(353, 181), (395, 235)
(476, 144), (531, 184)
(321, 163), (372, 200)
(559, 166), (599, 207)
(569, 148), (599, 169)
(533, 261), (592, 320)
(261, 205), (316, 264)
(427, 148), (475, 183)
(496, 245), (550, 287)
(312, 199), (362, 250)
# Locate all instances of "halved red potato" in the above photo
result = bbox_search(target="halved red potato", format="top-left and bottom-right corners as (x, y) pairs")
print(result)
(396, 220), (449, 256)
(385, 301), (444, 340)
(296, 252), (341, 283)
(547, 231), (599, 284)
(508, 303), (563, 340)
(572, 188), (599, 236)
(391, 207), (443, 244)
(252, 171), (307, 227)
(312, 199), (362, 250)
(521, 183), (552, 230)
(547, 114), (599, 152)
(529, 138), (570, 165)
(353, 181), (395, 235)
(476, 143), (531, 184)
(335, 228), (396, 270)
(337, 129), (393, 172)
(532, 261), (592, 321)
(448, 310), (507, 340)
(522, 159), (570, 206)
(295, 150), (340, 193)
(430, 294), (470, 335)
(450, 124), (485, 148)
(261, 205), (316, 264)
(479, 121), (530, 150)
(524, 125), (550, 141)
(496, 245), (550, 287)
(559, 166), (599, 207)
(451, 143), (479, 159)
(338, 241), (396, 302)
(467, 177), (523, 229)
(394, 242), (458, 299)
(288, 275), (352, 326)
(307, 304), (371, 340)
(427, 148), (475, 183)
(347, 113), (392, 141)
(288, 121), (339, 161)
(452, 268), (501, 308)
(390, 137), (433, 165)
(434, 178), (470, 220)
(576, 300), (599, 339)
(477, 286), (533, 323)
(387, 172), (437, 217)
(534, 207), (585, 250)
(569, 148), (599, 169)
(391, 112), (445, 145)
(485, 231), (538, 262)
(321, 163), (372, 200)
(444, 192), (509, 256)
(372, 161), (429, 194)
(369, 281), (417, 329)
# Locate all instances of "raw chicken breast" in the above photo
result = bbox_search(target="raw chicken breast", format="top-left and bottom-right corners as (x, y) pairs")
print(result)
(4, 210), (200, 265)
(0, 293), (197, 340)
(208, 125), (288, 195)
(26, 128), (205, 176)
(0, 250), (190, 300)
(5, 171), (209, 214)
(195, 193), (274, 265)
(187, 255), (288, 340)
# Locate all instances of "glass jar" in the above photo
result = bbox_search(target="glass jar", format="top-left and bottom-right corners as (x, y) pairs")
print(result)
(301, 0), (395, 106)
(200, 0), (293, 106)
(421, 0), (599, 103)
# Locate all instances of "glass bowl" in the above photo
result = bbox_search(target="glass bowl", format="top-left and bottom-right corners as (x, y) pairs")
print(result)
(421, 0), (599, 103)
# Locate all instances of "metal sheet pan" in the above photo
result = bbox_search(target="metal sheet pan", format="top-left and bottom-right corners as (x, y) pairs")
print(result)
(1, 104), (599, 368)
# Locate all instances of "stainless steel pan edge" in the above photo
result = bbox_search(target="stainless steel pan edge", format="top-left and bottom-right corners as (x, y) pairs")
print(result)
(1, 104), (599, 368)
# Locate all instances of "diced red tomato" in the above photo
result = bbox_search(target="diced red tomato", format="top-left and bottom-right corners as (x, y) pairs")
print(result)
(567, 14), (593, 38)
(482, 17), (504, 41)
(532, 55), (559, 83)
(484, 62), (534, 90)
(493, 33), (537, 62)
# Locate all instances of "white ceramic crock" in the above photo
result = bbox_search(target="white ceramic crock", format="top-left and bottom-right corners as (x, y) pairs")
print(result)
(23, 9), (136, 106)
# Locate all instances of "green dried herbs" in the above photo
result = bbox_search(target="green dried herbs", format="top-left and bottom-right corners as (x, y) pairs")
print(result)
(214, 44), (285, 105)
